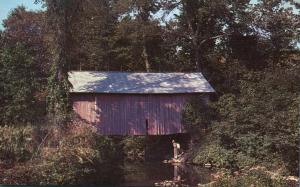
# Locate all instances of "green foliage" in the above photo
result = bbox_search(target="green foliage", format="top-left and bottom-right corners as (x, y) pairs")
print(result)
(187, 64), (300, 175)
(214, 169), (288, 187)
(1, 0), (299, 185)
(0, 125), (37, 162)
(39, 127), (123, 184)
(122, 136), (146, 161)
(193, 142), (236, 169)
(2, 6), (48, 72)
(0, 44), (43, 124)
(217, 67), (299, 172)
(0, 124), (123, 185)
(182, 96), (216, 136)
(45, 0), (77, 125)
(46, 65), (71, 125)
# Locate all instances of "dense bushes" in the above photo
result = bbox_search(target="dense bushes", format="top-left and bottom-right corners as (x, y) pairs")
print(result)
(122, 136), (145, 161)
(31, 123), (123, 184)
(0, 44), (45, 125)
(182, 96), (216, 136)
(0, 125), (38, 162)
(0, 123), (123, 185)
(213, 169), (289, 187)
(184, 66), (300, 176)
(192, 142), (238, 169)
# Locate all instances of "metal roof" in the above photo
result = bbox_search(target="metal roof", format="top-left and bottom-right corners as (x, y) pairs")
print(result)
(69, 71), (215, 94)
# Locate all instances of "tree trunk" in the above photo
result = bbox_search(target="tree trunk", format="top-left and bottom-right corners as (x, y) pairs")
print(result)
(182, 0), (201, 72)
(139, 5), (151, 73)
(46, 0), (73, 125)
(142, 35), (151, 72)
(192, 37), (201, 71)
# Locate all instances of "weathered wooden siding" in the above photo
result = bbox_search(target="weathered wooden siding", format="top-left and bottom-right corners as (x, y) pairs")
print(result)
(71, 94), (196, 135)
(72, 95), (96, 124)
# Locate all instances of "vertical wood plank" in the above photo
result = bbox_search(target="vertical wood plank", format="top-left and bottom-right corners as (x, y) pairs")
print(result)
(71, 93), (194, 135)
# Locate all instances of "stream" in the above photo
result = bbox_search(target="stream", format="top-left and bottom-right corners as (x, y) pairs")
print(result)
(123, 162), (214, 186)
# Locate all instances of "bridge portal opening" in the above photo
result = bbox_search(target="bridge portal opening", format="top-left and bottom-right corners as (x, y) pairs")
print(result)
(145, 119), (149, 135)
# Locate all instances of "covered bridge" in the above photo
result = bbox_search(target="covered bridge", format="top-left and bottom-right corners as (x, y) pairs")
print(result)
(69, 71), (215, 135)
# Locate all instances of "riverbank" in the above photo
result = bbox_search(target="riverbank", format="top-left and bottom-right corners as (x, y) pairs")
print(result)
(0, 123), (298, 186)
(0, 123), (124, 185)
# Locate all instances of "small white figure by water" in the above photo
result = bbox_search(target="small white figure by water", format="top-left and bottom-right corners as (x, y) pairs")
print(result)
(172, 139), (180, 160)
